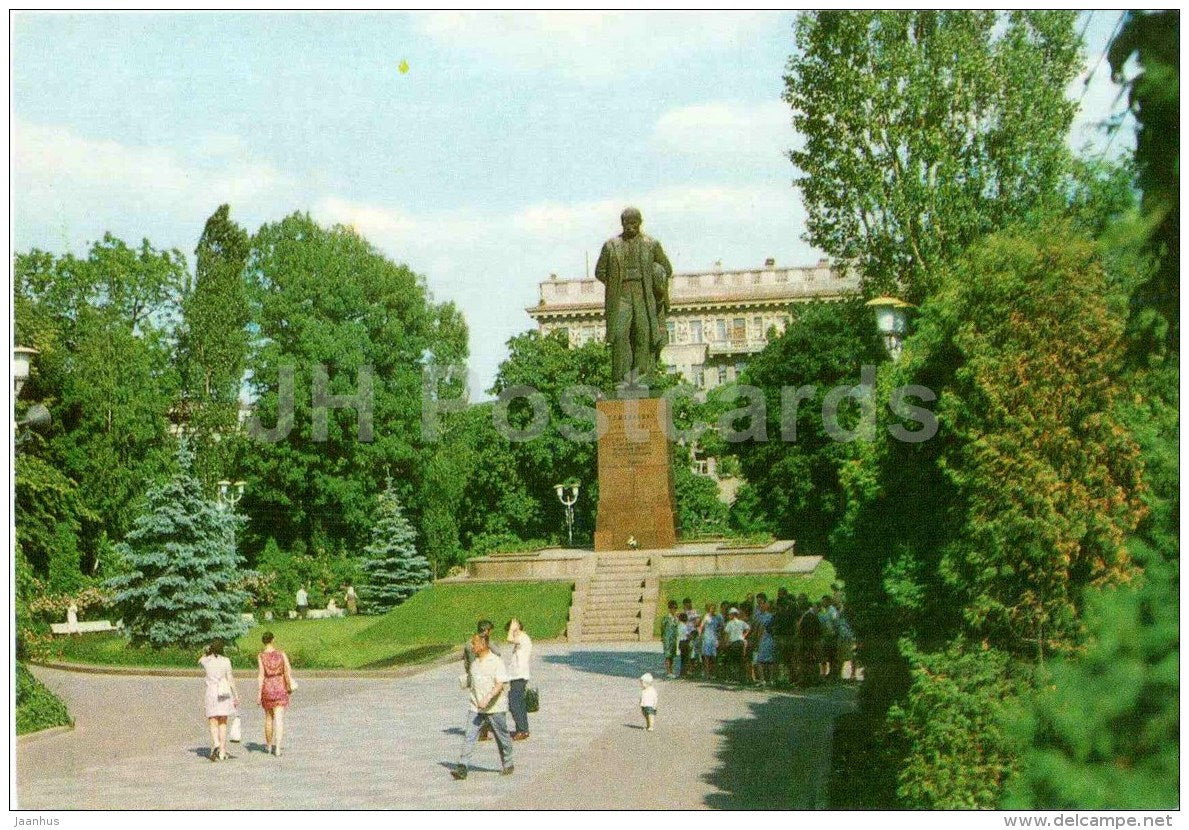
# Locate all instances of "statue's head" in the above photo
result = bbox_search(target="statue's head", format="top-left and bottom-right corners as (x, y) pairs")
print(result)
(620, 207), (642, 239)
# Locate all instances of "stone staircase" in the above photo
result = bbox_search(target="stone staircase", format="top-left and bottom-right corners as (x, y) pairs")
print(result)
(566, 552), (659, 643)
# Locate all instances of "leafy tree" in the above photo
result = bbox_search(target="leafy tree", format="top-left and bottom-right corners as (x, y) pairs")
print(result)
(830, 222), (1148, 807)
(488, 330), (613, 542)
(672, 446), (729, 538)
(176, 204), (251, 486)
(14, 453), (96, 584)
(14, 236), (186, 573)
(1110, 10), (1179, 355)
(890, 639), (1020, 808)
(1003, 540), (1178, 809)
(784, 11), (1080, 302)
(729, 300), (884, 554)
(107, 443), (249, 647)
(240, 213), (466, 556)
(360, 481), (430, 612)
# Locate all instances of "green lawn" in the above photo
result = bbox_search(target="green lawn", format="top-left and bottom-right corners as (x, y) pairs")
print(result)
(44, 580), (574, 671)
(653, 561), (837, 636)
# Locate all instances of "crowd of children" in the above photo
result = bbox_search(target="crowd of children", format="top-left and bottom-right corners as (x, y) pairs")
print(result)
(658, 586), (858, 687)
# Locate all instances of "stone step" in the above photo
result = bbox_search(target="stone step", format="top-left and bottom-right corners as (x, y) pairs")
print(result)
(580, 632), (644, 642)
(584, 575), (642, 587)
(582, 618), (646, 632)
(582, 598), (644, 610)
(588, 579), (646, 590)
(595, 559), (652, 569)
(595, 556), (652, 567)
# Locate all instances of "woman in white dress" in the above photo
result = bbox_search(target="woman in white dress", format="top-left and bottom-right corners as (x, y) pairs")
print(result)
(199, 638), (239, 761)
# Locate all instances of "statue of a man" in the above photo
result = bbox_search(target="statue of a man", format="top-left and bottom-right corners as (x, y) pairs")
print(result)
(595, 207), (673, 386)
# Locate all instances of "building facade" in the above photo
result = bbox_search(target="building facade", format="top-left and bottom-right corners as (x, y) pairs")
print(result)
(526, 258), (861, 390)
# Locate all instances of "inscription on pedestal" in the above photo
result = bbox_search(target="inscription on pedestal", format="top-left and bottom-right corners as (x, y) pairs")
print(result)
(594, 398), (678, 551)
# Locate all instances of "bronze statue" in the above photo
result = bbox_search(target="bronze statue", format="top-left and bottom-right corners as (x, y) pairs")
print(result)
(595, 207), (673, 386)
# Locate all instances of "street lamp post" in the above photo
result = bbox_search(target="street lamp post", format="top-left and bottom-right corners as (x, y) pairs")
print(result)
(865, 297), (912, 361)
(554, 482), (580, 547)
(14, 346), (38, 399)
(216, 480), (246, 512)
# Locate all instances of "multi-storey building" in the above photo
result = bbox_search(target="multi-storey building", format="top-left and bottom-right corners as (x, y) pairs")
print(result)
(526, 258), (861, 390)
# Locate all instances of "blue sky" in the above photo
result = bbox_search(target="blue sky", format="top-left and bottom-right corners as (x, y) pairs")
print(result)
(11, 11), (1133, 397)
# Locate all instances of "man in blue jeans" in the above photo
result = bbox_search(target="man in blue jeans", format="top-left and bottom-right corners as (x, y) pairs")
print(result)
(452, 634), (513, 779)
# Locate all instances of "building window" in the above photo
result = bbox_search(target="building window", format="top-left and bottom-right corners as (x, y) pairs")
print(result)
(732, 318), (746, 343)
(717, 365), (728, 385)
(557, 326), (570, 342)
(735, 361), (746, 379)
(751, 272), (761, 284)
(690, 320), (703, 343)
(714, 273), (723, 286)
(666, 320), (676, 344)
(753, 316), (763, 338)
(694, 366), (705, 388)
(716, 319), (728, 342)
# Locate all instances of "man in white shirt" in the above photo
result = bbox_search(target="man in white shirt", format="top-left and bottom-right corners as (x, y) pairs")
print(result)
(505, 618), (533, 741)
(452, 635), (514, 780)
(723, 608), (751, 683)
(295, 587), (309, 619)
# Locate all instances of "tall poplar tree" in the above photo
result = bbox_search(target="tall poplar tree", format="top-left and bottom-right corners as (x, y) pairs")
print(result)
(177, 204), (251, 485)
(784, 11), (1081, 303)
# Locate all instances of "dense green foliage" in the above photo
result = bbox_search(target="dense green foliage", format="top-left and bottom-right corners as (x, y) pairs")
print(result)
(15, 235), (186, 576)
(1110, 10), (1179, 355)
(730, 300), (884, 554)
(785, 11), (1080, 303)
(176, 204), (251, 488)
(888, 639), (1019, 808)
(360, 482), (430, 612)
(107, 444), (250, 647)
(1003, 541), (1178, 809)
(16, 663), (73, 735)
(239, 212), (467, 556)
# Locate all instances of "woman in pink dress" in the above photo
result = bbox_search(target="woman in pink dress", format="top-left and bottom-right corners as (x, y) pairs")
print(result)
(199, 638), (239, 762)
(257, 631), (294, 756)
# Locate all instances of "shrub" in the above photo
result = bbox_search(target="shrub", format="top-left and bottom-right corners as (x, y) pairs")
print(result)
(16, 663), (72, 735)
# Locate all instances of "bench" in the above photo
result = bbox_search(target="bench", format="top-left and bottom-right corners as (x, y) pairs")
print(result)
(50, 619), (123, 635)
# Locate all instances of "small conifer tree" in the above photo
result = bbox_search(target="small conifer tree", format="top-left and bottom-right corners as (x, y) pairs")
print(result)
(108, 442), (249, 647)
(360, 481), (430, 613)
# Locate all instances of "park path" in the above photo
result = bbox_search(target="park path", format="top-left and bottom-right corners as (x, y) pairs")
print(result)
(17, 643), (856, 810)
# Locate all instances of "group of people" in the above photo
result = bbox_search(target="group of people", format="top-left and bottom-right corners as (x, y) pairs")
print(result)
(451, 617), (533, 780)
(660, 586), (858, 687)
(199, 631), (295, 762)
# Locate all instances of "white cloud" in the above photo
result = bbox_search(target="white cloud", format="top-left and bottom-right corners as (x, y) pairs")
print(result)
(12, 120), (301, 253)
(414, 11), (779, 80)
(651, 100), (794, 162)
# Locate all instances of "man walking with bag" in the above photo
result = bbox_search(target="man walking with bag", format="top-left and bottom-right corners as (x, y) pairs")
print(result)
(453, 634), (514, 779)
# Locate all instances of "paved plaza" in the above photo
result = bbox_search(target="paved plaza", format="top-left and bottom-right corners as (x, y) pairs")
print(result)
(17, 643), (856, 810)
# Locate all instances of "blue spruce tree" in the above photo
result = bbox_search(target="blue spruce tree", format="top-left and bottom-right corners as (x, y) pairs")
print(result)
(361, 481), (430, 613)
(108, 442), (249, 647)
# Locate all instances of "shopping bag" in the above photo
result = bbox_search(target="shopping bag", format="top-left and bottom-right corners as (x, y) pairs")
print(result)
(525, 686), (540, 713)
(229, 714), (242, 742)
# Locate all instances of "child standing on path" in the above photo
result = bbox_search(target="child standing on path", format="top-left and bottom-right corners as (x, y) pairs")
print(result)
(639, 673), (658, 731)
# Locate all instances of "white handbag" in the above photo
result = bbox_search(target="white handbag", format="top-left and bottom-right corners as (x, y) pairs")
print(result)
(228, 715), (242, 742)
